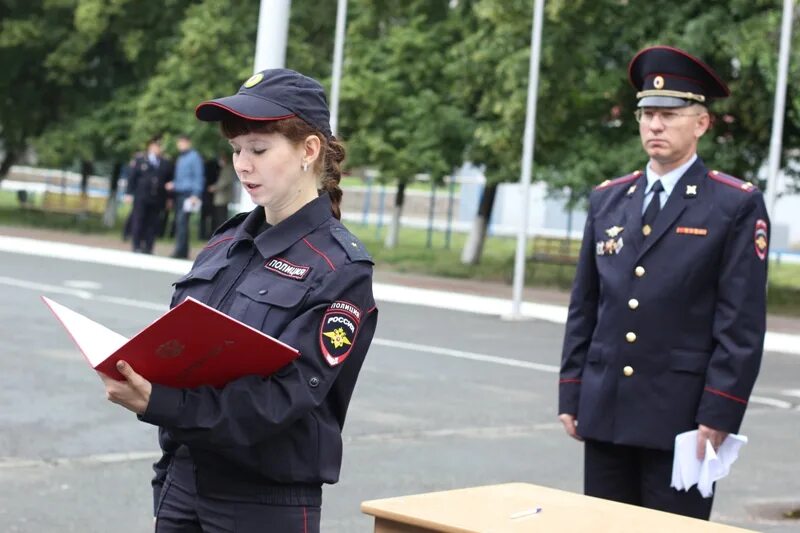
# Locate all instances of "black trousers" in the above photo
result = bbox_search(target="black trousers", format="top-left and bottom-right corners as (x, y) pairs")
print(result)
(130, 199), (163, 254)
(584, 439), (714, 520)
(155, 476), (321, 533)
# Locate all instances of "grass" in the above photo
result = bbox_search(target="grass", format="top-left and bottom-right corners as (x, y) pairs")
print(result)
(1, 189), (799, 315)
(341, 175), (460, 193)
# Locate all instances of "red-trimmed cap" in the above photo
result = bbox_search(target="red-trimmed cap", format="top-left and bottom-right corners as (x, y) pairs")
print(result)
(195, 69), (332, 139)
(628, 46), (730, 108)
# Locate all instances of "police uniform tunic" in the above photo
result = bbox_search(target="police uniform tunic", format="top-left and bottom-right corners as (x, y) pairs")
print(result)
(139, 194), (377, 518)
(559, 157), (769, 450)
(127, 155), (172, 253)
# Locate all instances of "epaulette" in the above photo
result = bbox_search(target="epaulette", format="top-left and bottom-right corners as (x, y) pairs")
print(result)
(595, 170), (643, 190)
(210, 212), (248, 238)
(331, 226), (373, 263)
(707, 170), (756, 193)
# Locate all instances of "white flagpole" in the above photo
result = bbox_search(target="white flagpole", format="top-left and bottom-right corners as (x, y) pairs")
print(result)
(509, 0), (546, 319)
(239, 0), (292, 212)
(765, 0), (795, 217)
(330, 0), (348, 137)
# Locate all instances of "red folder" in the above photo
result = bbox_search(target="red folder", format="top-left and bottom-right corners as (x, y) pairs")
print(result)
(42, 296), (299, 388)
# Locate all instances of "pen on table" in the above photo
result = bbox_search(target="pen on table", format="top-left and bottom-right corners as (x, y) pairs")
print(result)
(509, 507), (542, 519)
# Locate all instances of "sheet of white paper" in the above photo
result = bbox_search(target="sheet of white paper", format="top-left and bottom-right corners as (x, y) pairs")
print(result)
(671, 429), (748, 498)
(42, 296), (128, 367)
(182, 197), (201, 213)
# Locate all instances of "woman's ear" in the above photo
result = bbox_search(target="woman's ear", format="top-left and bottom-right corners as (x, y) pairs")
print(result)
(303, 135), (322, 165)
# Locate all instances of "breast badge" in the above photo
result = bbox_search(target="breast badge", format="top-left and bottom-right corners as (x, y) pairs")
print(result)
(597, 226), (624, 256)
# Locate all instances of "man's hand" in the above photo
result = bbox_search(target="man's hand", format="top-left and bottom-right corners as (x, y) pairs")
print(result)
(558, 413), (583, 441)
(696, 424), (729, 460)
(98, 361), (152, 415)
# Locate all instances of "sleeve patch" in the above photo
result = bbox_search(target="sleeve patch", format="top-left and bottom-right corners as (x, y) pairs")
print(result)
(754, 219), (768, 261)
(319, 301), (362, 366)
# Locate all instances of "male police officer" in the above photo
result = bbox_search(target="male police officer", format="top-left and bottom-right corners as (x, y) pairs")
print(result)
(558, 46), (769, 519)
(125, 137), (173, 254)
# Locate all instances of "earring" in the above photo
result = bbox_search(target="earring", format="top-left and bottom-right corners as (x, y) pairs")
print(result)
(302, 160), (309, 172)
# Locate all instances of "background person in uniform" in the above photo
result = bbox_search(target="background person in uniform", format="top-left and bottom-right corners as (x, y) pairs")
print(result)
(124, 137), (173, 254)
(557, 46), (769, 520)
(208, 151), (236, 231)
(199, 156), (220, 240)
(167, 134), (204, 258)
(97, 68), (378, 533)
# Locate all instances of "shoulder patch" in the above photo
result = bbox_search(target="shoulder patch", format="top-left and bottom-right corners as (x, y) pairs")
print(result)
(708, 170), (755, 193)
(595, 170), (643, 190)
(319, 300), (362, 366)
(330, 226), (373, 263)
(211, 212), (248, 237)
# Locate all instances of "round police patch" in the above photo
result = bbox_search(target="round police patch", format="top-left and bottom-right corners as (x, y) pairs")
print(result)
(754, 219), (768, 261)
(319, 301), (361, 367)
(243, 72), (264, 88)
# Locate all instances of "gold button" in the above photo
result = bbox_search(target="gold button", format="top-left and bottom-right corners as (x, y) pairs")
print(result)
(626, 332), (637, 343)
(642, 225), (652, 236)
(623, 365), (634, 377)
(635, 266), (646, 277)
(628, 298), (639, 310)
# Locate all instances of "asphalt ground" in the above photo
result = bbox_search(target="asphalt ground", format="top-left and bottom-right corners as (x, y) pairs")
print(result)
(0, 247), (798, 532)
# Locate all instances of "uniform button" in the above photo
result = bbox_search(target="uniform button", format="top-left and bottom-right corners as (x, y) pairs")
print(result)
(626, 332), (637, 343)
(309, 377), (320, 388)
(628, 298), (639, 310)
(623, 365), (634, 377)
(635, 266), (646, 277)
(258, 289), (267, 295)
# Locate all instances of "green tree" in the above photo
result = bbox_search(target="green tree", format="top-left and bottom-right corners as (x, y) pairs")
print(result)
(454, 0), (799, 263)
(1, 0), (194, 179)
(340, 0), (474, 247)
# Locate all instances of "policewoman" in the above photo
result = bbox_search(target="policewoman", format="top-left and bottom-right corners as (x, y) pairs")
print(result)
(558, 46), (768, 519)
(99, 69), (378, 532)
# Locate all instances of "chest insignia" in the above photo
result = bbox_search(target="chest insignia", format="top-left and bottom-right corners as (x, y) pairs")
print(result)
(627, 184), (637, 196)
(685, 185), (697, 197)
(605, 226), (624, 238)
(264, 257), (311, 280)
(676, 226), (708, 236)
(597, 237), (624, 256)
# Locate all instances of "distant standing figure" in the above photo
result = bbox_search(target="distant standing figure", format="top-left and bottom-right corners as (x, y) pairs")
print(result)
(167, 134), (204, 258)
(208, 153), (236, 231)
(124, 137), (173, 254)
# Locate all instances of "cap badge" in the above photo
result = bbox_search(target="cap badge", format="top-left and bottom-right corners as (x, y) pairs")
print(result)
(653, 75), (665, 89)
(244, 72), (264, 88)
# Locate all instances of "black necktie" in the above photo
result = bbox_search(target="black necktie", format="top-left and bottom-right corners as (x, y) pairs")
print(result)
(642, 180), (664, 236)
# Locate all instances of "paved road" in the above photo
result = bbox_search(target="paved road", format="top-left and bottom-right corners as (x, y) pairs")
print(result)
(0, 249), (798, 532)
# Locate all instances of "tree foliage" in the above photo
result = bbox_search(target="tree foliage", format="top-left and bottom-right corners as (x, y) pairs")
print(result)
(0, 0), (796, 199)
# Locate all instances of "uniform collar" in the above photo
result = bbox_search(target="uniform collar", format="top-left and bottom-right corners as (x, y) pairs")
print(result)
(231, 194), (333, 259)
(645, 153), (697, 197)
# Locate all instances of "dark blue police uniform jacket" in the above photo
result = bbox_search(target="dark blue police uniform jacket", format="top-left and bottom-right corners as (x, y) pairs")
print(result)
(559, 158), (769, 451)
(139, 194), (377, 509)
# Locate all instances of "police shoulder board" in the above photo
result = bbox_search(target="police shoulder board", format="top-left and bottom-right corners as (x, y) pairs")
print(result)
(595, 169), (643, 191)
(330, 226), (373, 263)
(707, 170), (756, 193)
(210, 212), (248, 238)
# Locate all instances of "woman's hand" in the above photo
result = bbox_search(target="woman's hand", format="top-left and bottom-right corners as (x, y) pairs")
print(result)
(98, 361), (152, 415)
